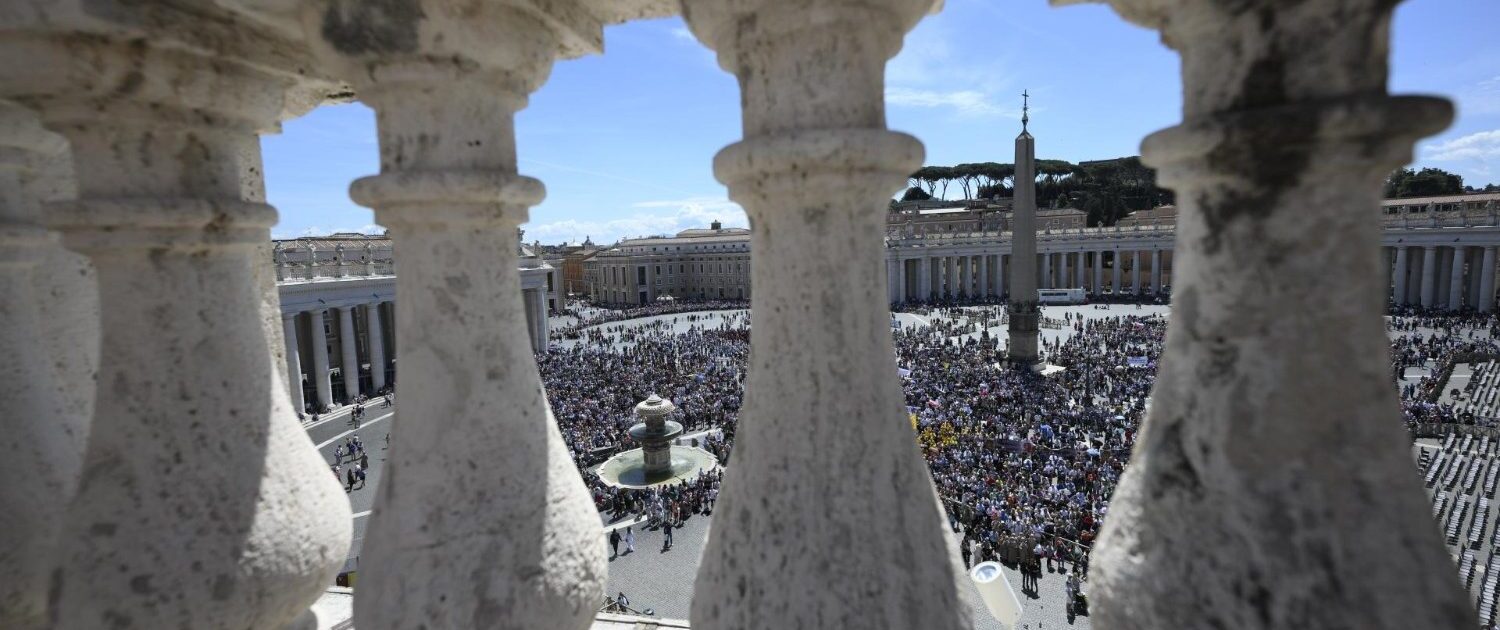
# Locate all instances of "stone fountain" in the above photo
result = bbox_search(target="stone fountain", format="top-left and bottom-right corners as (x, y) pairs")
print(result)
(594, 394), (719, 489)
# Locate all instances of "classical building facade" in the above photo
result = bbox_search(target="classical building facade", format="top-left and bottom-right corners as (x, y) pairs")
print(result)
(885, 193), (1500, 309)
(587, 221), (751, 305)
(272, 236), (557, 414)
(0, 1), (1490, 630)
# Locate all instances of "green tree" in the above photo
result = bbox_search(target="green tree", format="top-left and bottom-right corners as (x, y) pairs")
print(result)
(1385, 167), (1464, 198)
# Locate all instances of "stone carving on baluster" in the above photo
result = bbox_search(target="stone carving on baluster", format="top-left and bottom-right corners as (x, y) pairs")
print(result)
(681, 1), (971, 629)
(301, 2), (611, 627)
(1052, 0), (1476, 627)
(0, 99), (96, 630)
(0, 9), (352, 628)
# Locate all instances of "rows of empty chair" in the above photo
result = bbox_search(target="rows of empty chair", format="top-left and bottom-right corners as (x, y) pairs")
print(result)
(1454, 361), (1500, 418)
(1421, 432), (1500, 625)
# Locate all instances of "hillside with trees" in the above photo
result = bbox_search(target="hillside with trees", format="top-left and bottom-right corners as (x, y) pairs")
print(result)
(902, 160), (1495, 227)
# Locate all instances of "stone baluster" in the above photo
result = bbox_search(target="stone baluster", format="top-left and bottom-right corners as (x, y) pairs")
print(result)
(682, 1), (970, 628)
(302, 2), (607, 627)
(1062, 0), (1474, 626)
(0, 100), (96, 630)
(0, 23), (350, 628)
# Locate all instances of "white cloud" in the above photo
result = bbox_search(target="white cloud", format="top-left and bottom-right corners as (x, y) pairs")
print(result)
(884, 17), (1021, 119)
(525, 197), (746, 245)
(1423, 129), (1500, 161)
(886, 87), (1017, 117)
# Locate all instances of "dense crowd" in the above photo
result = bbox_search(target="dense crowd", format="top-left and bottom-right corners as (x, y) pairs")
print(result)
(1389, 308), (1500, 428)
(540, 299), (1174, 585)
(899, 312), (1164, 577)
(538, 313), (748, 527)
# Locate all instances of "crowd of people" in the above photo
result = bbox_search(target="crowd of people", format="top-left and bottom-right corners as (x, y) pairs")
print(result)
(899, 311), (1164, 579)
(330, 434), (370, 493)
(538, 314), (748, 533)
(536, 295), (1175, 591)
(1389, 307), (1500, 428)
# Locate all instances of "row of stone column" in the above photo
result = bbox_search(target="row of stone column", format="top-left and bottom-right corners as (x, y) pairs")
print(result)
(893, 249), (1170, 302)
(1389, 244), (1498, 311)
(282, 303), (392, 414)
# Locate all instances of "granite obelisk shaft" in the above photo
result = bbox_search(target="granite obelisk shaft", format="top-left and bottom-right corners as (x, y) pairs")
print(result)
(1007, 124), (1040, 366)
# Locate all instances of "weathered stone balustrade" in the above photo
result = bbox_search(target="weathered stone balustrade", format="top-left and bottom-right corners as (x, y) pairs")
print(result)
(0, 0), (1476, 628)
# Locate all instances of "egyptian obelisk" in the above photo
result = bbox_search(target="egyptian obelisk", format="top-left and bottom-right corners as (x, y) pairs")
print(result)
(1007, 91), (1040, 367)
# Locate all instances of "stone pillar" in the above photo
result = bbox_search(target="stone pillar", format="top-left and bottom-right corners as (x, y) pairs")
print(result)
(979, 254), (989, 298)
(1408, 250), (1424, 305)
(1392, 245), (1409, 305)
(1437, 247), (1453, 308)
(305, 3), (608, 627)
(1112, 250), (1122, 293)
(912, 256), (924, 300)
(1098, 249), (1110, 292)
(283, 313), (307, 415)
(366, 303), (386, 392)
(0, 100), (95, 630)
(1151, 248), (1163, 293)
(1076, 251), (1087, 288)
(1448, 246), (1466, 311)
(960, 255), (972, 297)
(1421, 245), (1438, 307)
(310, 309), (333, 411)
(1132, 249), (1142, 295)
(945, 256), (955, 298)
(534, 287), (550, 350)
(1042, 250), (1053, 288)
(1076, 0), (1472, 626)
(1482, 247), (1497, 312)
(337, 305), (360, 402)
(1, 26), (350, 628)
(682, 1), (970, 627)
(1059, 249), (1069, 288)
(995, 253), (1006, 296)
(1469, 247), (1483, 309)
(898, 257), (909, 301)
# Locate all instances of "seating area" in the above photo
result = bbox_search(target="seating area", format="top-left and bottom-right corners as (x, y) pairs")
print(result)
(1451, 360), (1500, 418)
(1420, 432), (1500, 624)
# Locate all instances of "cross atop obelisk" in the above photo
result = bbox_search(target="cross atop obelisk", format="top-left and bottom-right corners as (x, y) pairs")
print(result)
(1021, 89), (1029, 131)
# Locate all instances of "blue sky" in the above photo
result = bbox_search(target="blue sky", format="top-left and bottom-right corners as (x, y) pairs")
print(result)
(263, 0), (1500, 243)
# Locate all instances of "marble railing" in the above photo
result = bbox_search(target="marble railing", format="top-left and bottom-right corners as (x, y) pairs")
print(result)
(0, 1), (1477, 630)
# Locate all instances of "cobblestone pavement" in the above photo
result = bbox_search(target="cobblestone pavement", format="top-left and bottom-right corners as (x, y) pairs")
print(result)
(603, 514), (1092, 628)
